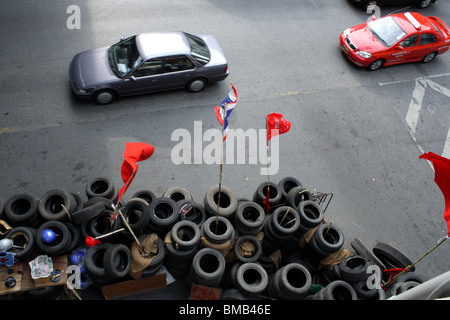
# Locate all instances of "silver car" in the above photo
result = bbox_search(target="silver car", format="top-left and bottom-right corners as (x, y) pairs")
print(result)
(69, 31), (229, 104)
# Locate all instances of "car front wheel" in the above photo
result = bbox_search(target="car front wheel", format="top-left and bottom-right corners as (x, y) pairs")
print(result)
(94, 90), (116, 104)
(422, 52), (437, 63)
(367, 59), (384, 71)
(186, 78), (207, 92)
(417, 0), (432, 8)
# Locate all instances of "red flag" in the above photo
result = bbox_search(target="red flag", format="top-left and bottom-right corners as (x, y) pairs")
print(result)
(85, 236), (101, 247)
(266, 113), (291, 145)
(118, 142), (155, 203)
(419, 152), (450, 236)
(263, 191), (270, 213)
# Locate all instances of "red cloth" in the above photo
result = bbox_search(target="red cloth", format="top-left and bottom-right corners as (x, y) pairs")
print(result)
(118, 142), (155, 203)
(420, 152), (450, 236)
(266, 113), (291, 145)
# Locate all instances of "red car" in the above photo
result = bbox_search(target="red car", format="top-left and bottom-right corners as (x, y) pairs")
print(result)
(339, 12), (450, 71)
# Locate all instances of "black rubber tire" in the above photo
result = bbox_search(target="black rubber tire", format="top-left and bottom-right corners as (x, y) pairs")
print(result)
(171, 220), (201, 250)
(36, 221), (72, 255)
(339, 255), (371, 282)
(88, 209), (122, 241)
(314, 222), (345, 254)
(286, 186), (312, 209)
(121, 198), (151, 233)
(313, 280), (358, 300)
(269, 206), (301, 239)
(234, 235), (262, 263)
(70, 193), (85, 211)
(351, 279), (378, 300)
(367, 59), (384, 71)
(178, 200), (207, 226)
(64, 222), (82, 252)
(84, 197), (115, 211)
(85, 243), (112, 277)
(103, 244), (131, 279)
(186, 78), (207, 92)
(417, 0), (432, 8)
(163, 187), (193, 202)
(201, 216), (234, 244)
(203, 185), (237, 218)
(85, 177), (115, 199)
(5, 226), (36, 260)
(132, 190), (157, 205)
(234, 201), (265, 234)
(71, 202), (104, 225)
(190, 247), (226, 287)
(252, 181), (282, 208)
(38, 189), (76, 221)
(422, 51), (437, 63)
(4, 193), (39, 226)
(298, 200), (323, 228)
(372, 242), (415, 272)
(270, 263), (312, 299)
(278, 176), (302, 202)
(236, 262), (268, 295)
(93, 89), (116, 105)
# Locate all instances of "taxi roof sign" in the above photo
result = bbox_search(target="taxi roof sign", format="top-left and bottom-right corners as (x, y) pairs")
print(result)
(404, 12), (421, 30)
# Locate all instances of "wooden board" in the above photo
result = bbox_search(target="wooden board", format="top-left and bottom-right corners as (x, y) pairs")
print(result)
(101, 273), (167, 300)
(0, 255), (67, 296)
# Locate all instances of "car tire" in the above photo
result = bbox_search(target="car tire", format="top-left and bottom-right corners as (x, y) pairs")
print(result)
(235, 262), (268, 296)
(94, 89), (116, 105)
(4, 193), (39, 226)
(38, 189), (77, 221)
(71, 202), (104, 225)
(171, 220), (201, 250)
(422, 52), (437, 63)
(85, 177), (115, 200)
(234, 235), (262, 263)
(163, 187), (193, 203)
(417, 0), (432, 8)
(253, 181), (282, 208)
(234, 201), (265, 234)
(103, 244), (131, 279)
(6, 226), (36, 260)
(372, 242), (415, 272)
(203, 185), (237, 218)
(186, 78), (207, 92)
(368, 59), (384, 71)
(190, 247), (226, 287)
(278, 176), (302, 202)
(36, 221), (72, 255)
(178, 200), (207, 226)
(121, 198), (151, 233)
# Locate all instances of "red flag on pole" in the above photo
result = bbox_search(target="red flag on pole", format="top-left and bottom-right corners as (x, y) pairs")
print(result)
(118, 142), (155, 203)
(419, 152), (450, 236)
(266, 113), (291, 145)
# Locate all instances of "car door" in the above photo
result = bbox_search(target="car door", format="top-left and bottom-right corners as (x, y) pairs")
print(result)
(386, 34), (419, 64)
(159, 55), (196, 91)
(120, 58), (163, 95)
(413, 33), (438, 61)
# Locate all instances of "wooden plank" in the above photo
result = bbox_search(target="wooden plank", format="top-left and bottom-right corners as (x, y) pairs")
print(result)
(101, 273), (167, 300)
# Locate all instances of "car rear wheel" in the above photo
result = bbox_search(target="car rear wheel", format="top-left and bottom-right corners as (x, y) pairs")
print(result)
(94, 90), (116, 104)
(186, 78), (207, 92)
(422, 52), (437, 63)
(368, 59), (384, 71)
(417, 0), (432, 8)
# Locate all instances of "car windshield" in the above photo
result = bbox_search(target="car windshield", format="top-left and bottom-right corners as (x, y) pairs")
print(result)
(184, 32), (210, 65)
(368, 17), (407, 47)
(108, 36), (142, 78)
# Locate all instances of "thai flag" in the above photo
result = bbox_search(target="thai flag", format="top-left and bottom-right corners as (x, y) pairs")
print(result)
(215, 83), (237, 140)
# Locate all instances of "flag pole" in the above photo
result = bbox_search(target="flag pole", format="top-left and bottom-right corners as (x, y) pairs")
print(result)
(265, 115), (271, 213)
(215, 103), (227, 234)
(383, 235), (448, 289)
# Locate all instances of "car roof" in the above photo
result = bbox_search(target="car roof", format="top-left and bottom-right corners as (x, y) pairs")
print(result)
(135, 31), (190, 60)
(392, 12), (435, 34)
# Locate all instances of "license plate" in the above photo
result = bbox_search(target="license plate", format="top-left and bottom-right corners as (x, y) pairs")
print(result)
(341, 44), (349, 54)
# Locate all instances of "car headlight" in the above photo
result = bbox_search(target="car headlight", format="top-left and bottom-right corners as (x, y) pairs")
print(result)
(356, 51), (372, 59)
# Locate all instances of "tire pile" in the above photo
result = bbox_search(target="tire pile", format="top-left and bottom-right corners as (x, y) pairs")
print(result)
(0, 176), (426, 300)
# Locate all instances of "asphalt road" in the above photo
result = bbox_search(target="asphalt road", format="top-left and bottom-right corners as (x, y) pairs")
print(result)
(1, 0), (450, 295)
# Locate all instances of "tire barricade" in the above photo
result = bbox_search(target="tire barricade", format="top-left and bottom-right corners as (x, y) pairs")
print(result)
(0, 176), (425, 300)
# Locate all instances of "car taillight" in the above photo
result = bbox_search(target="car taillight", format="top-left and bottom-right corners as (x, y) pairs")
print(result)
(224, 66), (228, 73)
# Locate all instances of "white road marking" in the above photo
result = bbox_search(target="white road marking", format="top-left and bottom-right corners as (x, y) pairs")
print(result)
(405, 79), (427, 134)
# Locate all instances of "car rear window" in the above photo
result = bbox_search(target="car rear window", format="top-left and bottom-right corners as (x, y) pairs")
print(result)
(184, 32), (210, 65)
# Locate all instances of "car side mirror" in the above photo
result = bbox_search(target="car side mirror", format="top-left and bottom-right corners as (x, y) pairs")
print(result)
(397, 45), (404, 50)
(371, 15), (376, 21)
(130, 75), (136, 82)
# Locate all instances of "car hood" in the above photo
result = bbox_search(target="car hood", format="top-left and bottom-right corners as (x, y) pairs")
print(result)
(198, 35), (228, 66)
(347, 24), (386, 53)
(69, 46), (118, 89)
